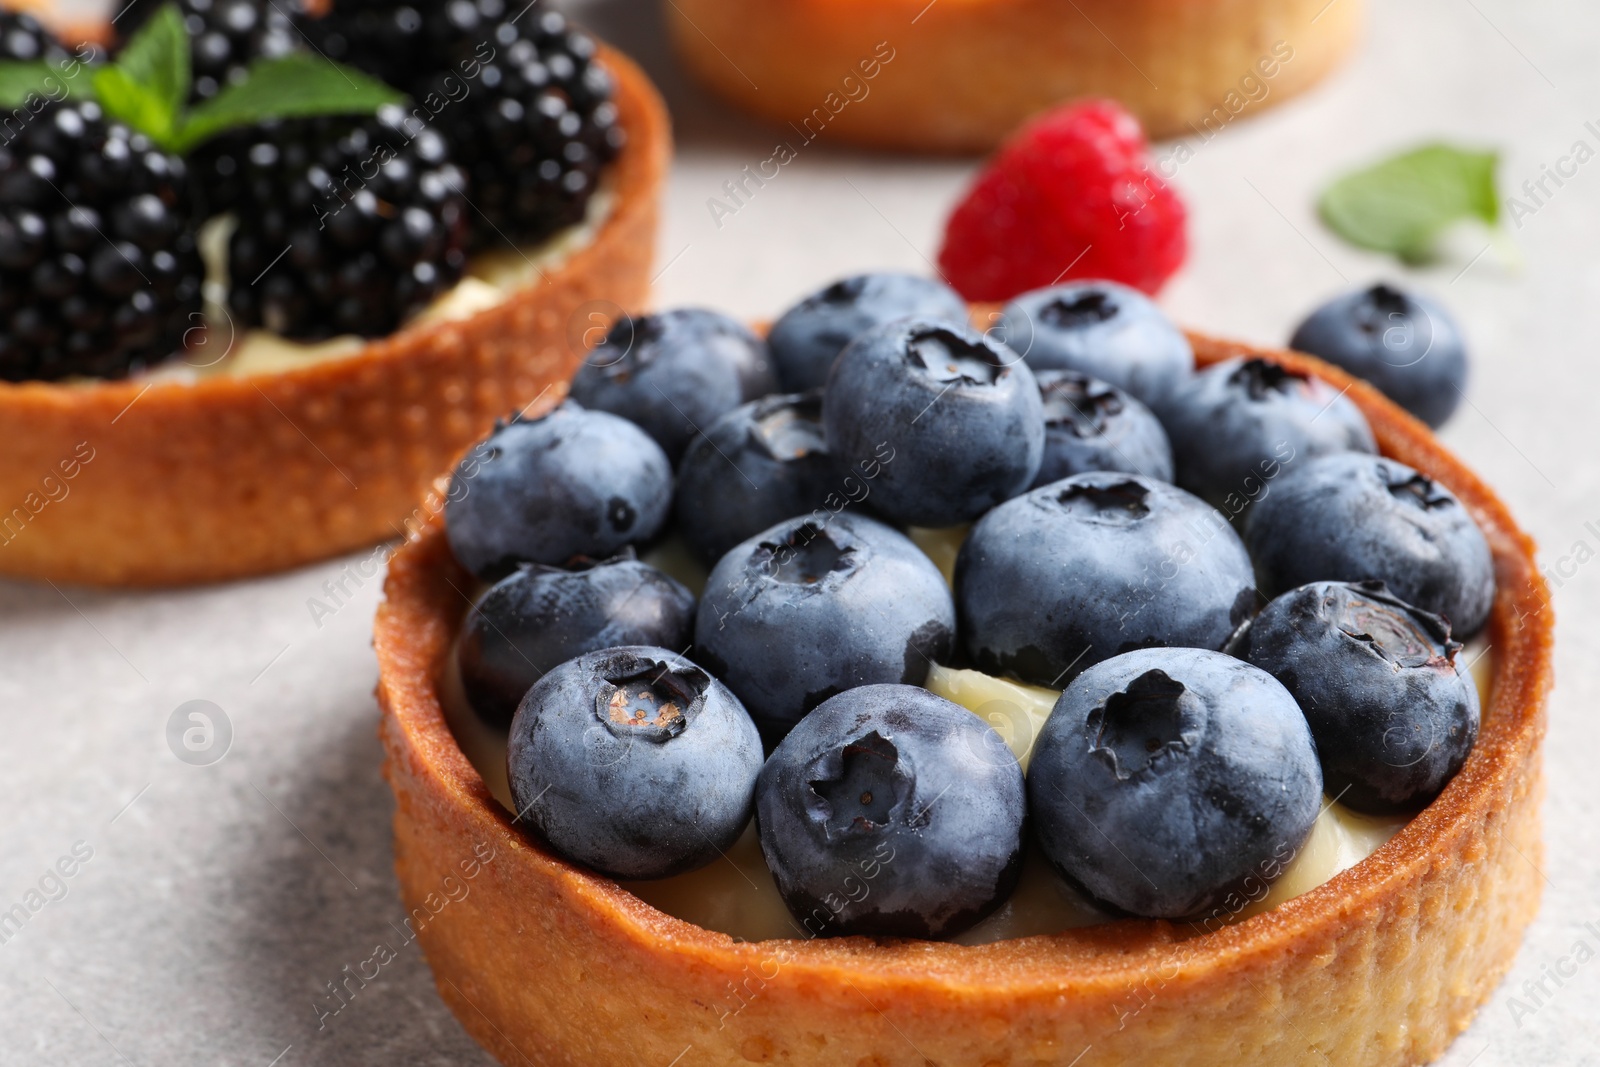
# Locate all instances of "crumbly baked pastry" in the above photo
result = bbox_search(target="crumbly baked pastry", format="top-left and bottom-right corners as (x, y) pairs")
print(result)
(666, 0), (1365, 151)
(0, 42), (667, 586)
(374, 331), (1550, 1067)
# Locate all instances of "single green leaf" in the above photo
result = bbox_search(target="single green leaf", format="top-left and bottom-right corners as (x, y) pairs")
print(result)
(0, 61), (62, 108)
(93, 65), (180, 148)
(173, 54), (404, 153)
(1319, 144), (1501, 263)
(114, 3), (191, 118)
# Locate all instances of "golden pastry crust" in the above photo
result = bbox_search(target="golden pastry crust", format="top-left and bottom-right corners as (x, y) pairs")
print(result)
(667, 0), (1365, 152)
(0, 45), (669, 587)
(375, 332), (1551, 1067)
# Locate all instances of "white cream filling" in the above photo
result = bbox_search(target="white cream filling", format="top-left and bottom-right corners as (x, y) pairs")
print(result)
(131, 187), (616, 384)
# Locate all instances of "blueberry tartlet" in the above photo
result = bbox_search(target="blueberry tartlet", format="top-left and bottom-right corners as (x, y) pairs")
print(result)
(376, 281), (1550, 1067)
(0, 1), (667, 585)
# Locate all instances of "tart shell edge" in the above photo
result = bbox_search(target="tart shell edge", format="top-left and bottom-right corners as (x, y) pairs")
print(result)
(0, 44), (669, 587)
(665, 0), (1365, 152)
(374, 332), (1551, 1067)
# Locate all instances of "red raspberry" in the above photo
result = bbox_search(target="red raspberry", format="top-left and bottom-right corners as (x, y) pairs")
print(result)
(937, 99), (1187, 302)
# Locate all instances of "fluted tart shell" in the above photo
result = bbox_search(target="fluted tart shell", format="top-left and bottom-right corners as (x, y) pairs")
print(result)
(667, 0), (1364, 152)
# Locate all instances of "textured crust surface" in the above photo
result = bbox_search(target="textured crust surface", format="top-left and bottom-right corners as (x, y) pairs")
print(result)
(375, 332), (1551, 1066)
(0, 45), (669, 587)
(667, 0), (1364, 151)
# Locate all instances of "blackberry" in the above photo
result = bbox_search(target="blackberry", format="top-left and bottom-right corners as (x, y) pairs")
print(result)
(311, 1), (623, 246)
(118, 0), (304, 100)
(224, 105), (469, 341)
(0, 7), (70, 64)
(0, 101), (202, 382)
(301, 0), (431, 91)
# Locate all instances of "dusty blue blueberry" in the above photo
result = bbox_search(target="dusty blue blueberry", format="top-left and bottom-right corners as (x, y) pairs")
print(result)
(1032, 369), (1173, 488)
(458, 553), (696, 728)
(1153, 357), (1375, 519)
(823, 318), (1044, 527)
(1244, 453), (1496, 638)
(756, 684), (1025, 939)
(1028, 647), (1322, 918)
(506, 645), (762, 879)
(997, 281), (1193, 406)
(569, 308), (779, 462)
(956, 473), (1257, 687)
(1290, 283), (1468, 428)
(695, 512), (956, 745)
(444, 402), (673, 579)
(1243, 580), (1480, 814)
(674, 391), (843, 567)
(767, 272), (969, 392)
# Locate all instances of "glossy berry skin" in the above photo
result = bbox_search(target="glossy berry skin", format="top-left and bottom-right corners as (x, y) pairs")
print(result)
(0, 8), (72, 64)
(221, 106), (469, 341)
(674, 392), (842, 567)
(1290, 284), (1468, 428)
(445, 402), (673, 579)
(756, 684), (1025, 939)
(823, 318), (1044, 527)
(1154, 357), (1375, 517)
(1028, 647), (1322, 918)
(1243, 581), (1479, 814)
(309, 4), (623, 246)
(122, 0), (302, 101)
(1244, 453), (1496, 638)
(1031, 369), (1173, 488)
(570, 308), (779, 463)
(507, 646), (762, 880)
(956, 473), (1257, 687)
(766, 272), (969, 392)
(695, 513), (956, 745)
(997, 281), (1192, 406)
(0, 102), (202, 382)
(458, 553), (696, 728)
(938, 99), (1187, 301)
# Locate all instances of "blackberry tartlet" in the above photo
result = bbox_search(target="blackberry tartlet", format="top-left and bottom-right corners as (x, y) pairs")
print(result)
(375, 291), (1549, 1067)
(0, 2), (667, 585)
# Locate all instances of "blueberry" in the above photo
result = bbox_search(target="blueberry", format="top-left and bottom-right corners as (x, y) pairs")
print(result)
(767, 272), (969, 392)
(673, 391), (841, 567)
(823, 318), (1044, 527)
(755, 684), (1025, 939)
(458, 552), (696, 728)
(444, 402), (673, 579)
(1289, 283), (1468, 428)
(997, 281), (1193, 406)
(695, 513), (956, 745)
(1032, 369), (1174, 488)
(1244, 453), (1496, 638)
(1243, 580), (1479, 814)
(1028, 647), (1322, 918)
(1153, 357), (1375, 517)
(956, 473), (1257, 687)
(569, 308), (779, 462)
(506, 646), (762, 879)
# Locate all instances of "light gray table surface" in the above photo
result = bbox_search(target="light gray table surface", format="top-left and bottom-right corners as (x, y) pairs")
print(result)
(4, 0), (1598, 1063)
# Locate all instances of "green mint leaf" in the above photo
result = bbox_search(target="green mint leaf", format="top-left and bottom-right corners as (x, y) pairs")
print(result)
(93, 66), (181, 147)
(113, 3), (191, 117)
(1319, 144), (1501, 264)
(173, 54), (404, 153)
(0, 61), (64, 108)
